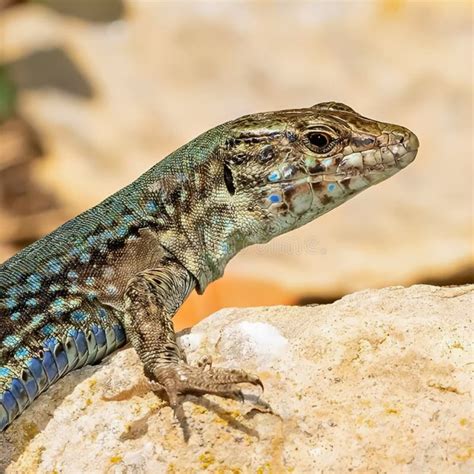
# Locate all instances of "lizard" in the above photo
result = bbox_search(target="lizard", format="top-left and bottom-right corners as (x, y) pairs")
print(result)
(0, 102), (419, 431)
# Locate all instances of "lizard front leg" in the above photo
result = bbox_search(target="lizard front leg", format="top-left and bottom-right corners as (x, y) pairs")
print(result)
(122, 256), (262, 417)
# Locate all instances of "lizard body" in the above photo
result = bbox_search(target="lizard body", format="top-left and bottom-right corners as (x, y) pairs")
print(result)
(0, 102), (418, 430)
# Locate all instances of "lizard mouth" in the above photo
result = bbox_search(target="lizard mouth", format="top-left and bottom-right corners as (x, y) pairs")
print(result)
(336, 128), (419, 178)
(336, 143), (418, 179)
(262, 143), (418, 194)
(261, 130), (418, 218)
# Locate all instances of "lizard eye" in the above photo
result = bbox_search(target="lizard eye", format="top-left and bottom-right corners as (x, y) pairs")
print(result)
(306, 132), (333, 152)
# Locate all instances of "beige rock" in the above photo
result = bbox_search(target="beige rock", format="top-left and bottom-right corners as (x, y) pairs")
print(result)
(0, 2), (472, 295)
(1, 284), (472, 472)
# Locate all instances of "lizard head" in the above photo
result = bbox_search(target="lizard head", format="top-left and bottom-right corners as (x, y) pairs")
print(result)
(221, 101), (419, 243)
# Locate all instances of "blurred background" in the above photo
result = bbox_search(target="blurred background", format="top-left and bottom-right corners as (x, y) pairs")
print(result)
(0, 0), (472, 329)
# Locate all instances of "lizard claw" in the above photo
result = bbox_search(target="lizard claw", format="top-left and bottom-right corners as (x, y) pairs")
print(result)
(150, 363), (264, 406)
(245, 373), (264, 393)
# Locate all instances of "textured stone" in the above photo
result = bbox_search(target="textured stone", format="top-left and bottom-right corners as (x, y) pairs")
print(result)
(1, 285), (472, 472)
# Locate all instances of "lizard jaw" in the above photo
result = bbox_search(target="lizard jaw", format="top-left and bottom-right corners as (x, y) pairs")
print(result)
(260, 134), (418, 228)
(335, 128), (419, 187)
(260, 139), (419, 209)
(336, 145), (417, 178)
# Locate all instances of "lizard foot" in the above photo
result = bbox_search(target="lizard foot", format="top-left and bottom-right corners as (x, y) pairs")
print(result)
(149, 362), (263, 415)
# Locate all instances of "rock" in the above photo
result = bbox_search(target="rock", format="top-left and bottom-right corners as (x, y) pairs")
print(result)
(1, 284), (472, 472)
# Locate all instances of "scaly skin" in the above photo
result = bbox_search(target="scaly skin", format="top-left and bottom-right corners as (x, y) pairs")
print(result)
(0, 102), (419, 431)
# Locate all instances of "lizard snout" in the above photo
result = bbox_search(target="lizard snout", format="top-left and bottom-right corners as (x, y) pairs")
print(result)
(391, 127), (419, 169)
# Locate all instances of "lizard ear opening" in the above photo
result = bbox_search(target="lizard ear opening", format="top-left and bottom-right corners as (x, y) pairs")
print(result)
(223, 163), (235, 195)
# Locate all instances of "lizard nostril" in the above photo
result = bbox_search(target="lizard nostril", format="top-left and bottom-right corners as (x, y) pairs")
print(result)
(394, 131), (407, 145)
(401, 130), (419, 151)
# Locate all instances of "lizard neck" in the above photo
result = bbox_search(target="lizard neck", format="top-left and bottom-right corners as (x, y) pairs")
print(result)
(127, 124), (239, 293)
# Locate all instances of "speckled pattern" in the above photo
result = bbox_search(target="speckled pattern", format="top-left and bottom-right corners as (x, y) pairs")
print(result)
(0, 102), (418, 431)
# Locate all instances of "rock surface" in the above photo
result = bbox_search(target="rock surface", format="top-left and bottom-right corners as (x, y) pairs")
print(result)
(1, 284), (472, 473)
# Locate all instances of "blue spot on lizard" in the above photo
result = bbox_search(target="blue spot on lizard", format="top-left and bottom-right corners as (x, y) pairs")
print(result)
(41, 324), (56, 336)
(3, 335), (19, 348)
(47, 259), (63, 274)
(145, 201), (158, 213)
(25, 298), (38, 307)
(26, 274), (42, 292)
(71, 310), (88, 323)
(5, 298), (17, 310)
(267, 171), (280, 182)
(14, 347), (29, 360)
(0, 367), (11, 377)
(269, 194), (281, 204)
